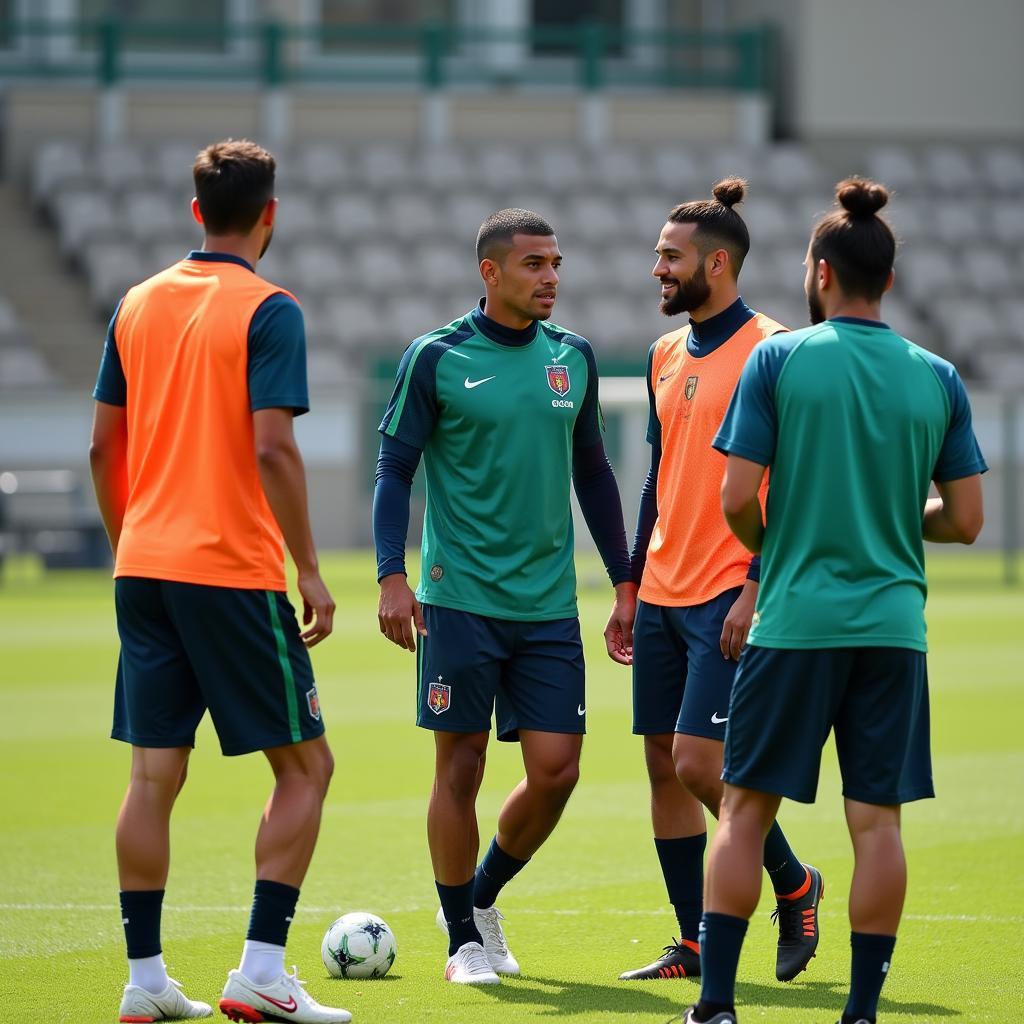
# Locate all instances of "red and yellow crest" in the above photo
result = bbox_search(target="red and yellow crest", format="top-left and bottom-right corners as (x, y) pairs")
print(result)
(545, 364), (571, 396)
(428, 679), (451, 715)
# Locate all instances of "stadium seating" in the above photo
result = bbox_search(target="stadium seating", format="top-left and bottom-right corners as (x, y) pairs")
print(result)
(0, 294), (54, 389)
(27, 138), (1024, 386)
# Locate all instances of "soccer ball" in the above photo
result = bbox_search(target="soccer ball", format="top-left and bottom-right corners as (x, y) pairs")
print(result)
(321, 912), (397, 979)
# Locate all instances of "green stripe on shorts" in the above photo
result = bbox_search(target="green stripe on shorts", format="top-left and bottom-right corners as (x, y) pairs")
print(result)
(266, 591), (302, 744)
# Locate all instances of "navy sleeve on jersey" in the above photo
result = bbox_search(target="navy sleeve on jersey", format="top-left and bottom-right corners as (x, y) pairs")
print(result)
(920, 354), (989, 481)
(630, 437), (661, 584)
(248, 293), (309, 415)
(566, 336), (604, 448)
(373, 435), (422, 581)
(713, 336), (794, 465)
(93, 299), (127, 405)
(644, 342), (661, 447)
(378, 339), (444, 450)
(572, 438), (632, 586)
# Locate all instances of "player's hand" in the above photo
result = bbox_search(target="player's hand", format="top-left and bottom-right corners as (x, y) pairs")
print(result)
(604, 581), (638, 666)
(297, 569), (335, 648)
(720, 581), (757, 660)
(378, 573), (427, 652)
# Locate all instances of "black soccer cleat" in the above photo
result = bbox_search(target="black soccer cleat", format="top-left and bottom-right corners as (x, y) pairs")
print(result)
(772, 864), (824, 981)
(618, 938), (700, 980)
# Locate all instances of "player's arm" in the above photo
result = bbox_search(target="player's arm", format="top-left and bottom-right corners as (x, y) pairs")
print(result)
(89, 400), (128, 555)
(374, 435), (427, 652)
(253, 408), (334, 647)
(923, 476), (983, 543)
(721, 455), (768, 554)
(249, 294), (333, 647)
(630, 342), (661, 586)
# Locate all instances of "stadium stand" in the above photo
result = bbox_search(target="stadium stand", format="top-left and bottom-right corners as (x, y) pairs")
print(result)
(22, 138), (1024, 388)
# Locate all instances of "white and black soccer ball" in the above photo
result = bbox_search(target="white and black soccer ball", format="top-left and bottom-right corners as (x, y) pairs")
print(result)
(321, 912), (397, 979)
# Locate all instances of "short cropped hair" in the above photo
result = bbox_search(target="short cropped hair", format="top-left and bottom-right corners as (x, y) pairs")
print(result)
(193, 139), (276, 235)
(667, 178), (750, 276)
(476, 208), (554, 264)
(810, 177), (896, 300)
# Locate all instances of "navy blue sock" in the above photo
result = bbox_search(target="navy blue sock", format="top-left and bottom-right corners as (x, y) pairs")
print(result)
(654, 833), (706, 945)
(473, 837), (528, 910)
(697, 911), (748, 1010)
(844, 932), (896, 1023)
(763, 821), (807, 896)
(246, 880), (300, 947)
(437, 878), (483, 956)
(120, 889), (164, 959)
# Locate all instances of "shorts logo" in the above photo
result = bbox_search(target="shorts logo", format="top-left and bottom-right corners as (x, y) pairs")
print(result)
(430, 563), (444, 582)
(428, 676), (451, 715)
(306, 686), (321, 721)
(685, 375), (699, 401)
(546, 364), (571, 396)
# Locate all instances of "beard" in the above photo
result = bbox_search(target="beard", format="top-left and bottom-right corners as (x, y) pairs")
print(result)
(259, 226), (274, 259)
(660, 263), (711, 317)
(806, 277), (826, 325)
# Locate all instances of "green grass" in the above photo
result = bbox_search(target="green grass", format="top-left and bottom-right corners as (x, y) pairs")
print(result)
(1, 552), (1022, 1022)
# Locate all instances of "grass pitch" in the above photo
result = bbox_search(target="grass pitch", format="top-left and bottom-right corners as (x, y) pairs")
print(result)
(0, 551), (1021, 1023)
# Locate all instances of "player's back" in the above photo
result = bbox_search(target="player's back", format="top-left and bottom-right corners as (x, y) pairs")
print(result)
(112, 256), (294, 590)
(755, 318), (955, 650)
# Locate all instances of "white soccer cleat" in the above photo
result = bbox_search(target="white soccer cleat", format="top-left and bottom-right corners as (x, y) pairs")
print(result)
(218, 968), (351, 1024)
(443, 942), (500, 985)
(435, 904), (520, 975)
(119, 978), (212, 1021)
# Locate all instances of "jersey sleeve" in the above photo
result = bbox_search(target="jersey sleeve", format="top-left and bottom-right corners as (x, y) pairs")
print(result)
(926, 358), (989, 481)
(247, 293), (310, 415)
(644, 341), (661, 447)
(378, 337), (442, 450)
(713, 338), (792, 466)
(93, 299), (127, 406)
(569, 337), (604, 449)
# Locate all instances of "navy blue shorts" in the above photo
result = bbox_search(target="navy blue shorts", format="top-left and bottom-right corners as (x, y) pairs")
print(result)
(723, 645), (933, 806)
(417, 604), (585, 741)
(112, 577), (325, 756)
(631, 590), (742, 740)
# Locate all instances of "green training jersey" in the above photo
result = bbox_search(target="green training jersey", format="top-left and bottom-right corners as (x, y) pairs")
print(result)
(714, 318), (987, 651)
(379, 304), (604, 621)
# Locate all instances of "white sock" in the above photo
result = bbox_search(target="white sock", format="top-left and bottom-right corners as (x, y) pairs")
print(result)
(128, 954), (169, 994)
(239, 939), (286, 985)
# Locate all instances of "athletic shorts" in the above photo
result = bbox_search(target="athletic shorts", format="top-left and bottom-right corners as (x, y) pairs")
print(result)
(631, 589), (743, 740)
(111, 577), (325, 756)
(417, 604), (585, 742)
(723, 645), (933, 806)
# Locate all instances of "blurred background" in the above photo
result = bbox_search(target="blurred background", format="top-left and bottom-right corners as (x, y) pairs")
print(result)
(0, 0), (1019, 578)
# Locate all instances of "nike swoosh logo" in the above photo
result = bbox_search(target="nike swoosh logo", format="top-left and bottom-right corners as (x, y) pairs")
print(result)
(711, 712), (728, 724)
(659, 372), (676, 382)
(464, 376), (496, 389)
(256, 993), (298, 1013)
(577, 704), (586, 716)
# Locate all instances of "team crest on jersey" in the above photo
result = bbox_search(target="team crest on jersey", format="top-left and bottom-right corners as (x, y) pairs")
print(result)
(306, 686), (321, 721)
(428, 677), (451, 715)
(685, 375), (699, 400)
(546, 365), (571, 396)
(430, 563), (444, 582)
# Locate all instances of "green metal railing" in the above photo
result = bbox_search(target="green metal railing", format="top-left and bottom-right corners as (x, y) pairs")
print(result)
(0, 19), (775, 93)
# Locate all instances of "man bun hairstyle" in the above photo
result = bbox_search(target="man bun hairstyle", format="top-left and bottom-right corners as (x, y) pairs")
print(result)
(811, 177), (895, 300)
(476, 208), (555, 264)
(193, 138), (276, 236)
(668, 177), (750, 275)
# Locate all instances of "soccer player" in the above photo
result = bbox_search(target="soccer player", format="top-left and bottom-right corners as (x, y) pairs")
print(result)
(90, 140), (350, 1024)
(374, 208), (636, 984)
(615, 180), (822, 984)
(685, 178), (986, 1024)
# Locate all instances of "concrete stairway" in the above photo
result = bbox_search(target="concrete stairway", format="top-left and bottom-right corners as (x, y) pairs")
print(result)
(0, 183), (103, 390)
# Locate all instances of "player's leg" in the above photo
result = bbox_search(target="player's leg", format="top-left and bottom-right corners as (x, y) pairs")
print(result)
(621, 601), (706, 980)
(674, 592), (821, 980)
(833, 647), (932, 1024)
(163, 582), (349, 1022)
(112, 577), (211, 1020)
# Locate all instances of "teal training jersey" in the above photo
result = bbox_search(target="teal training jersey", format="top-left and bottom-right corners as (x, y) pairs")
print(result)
(379, 307), (603, 621)
(714, 318), (987, 651)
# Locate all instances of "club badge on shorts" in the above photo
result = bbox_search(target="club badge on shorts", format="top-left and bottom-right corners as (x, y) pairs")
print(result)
(428, 677), (451, 715)
(306, 686), (321, 721)
(545, 364), (571, 396)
